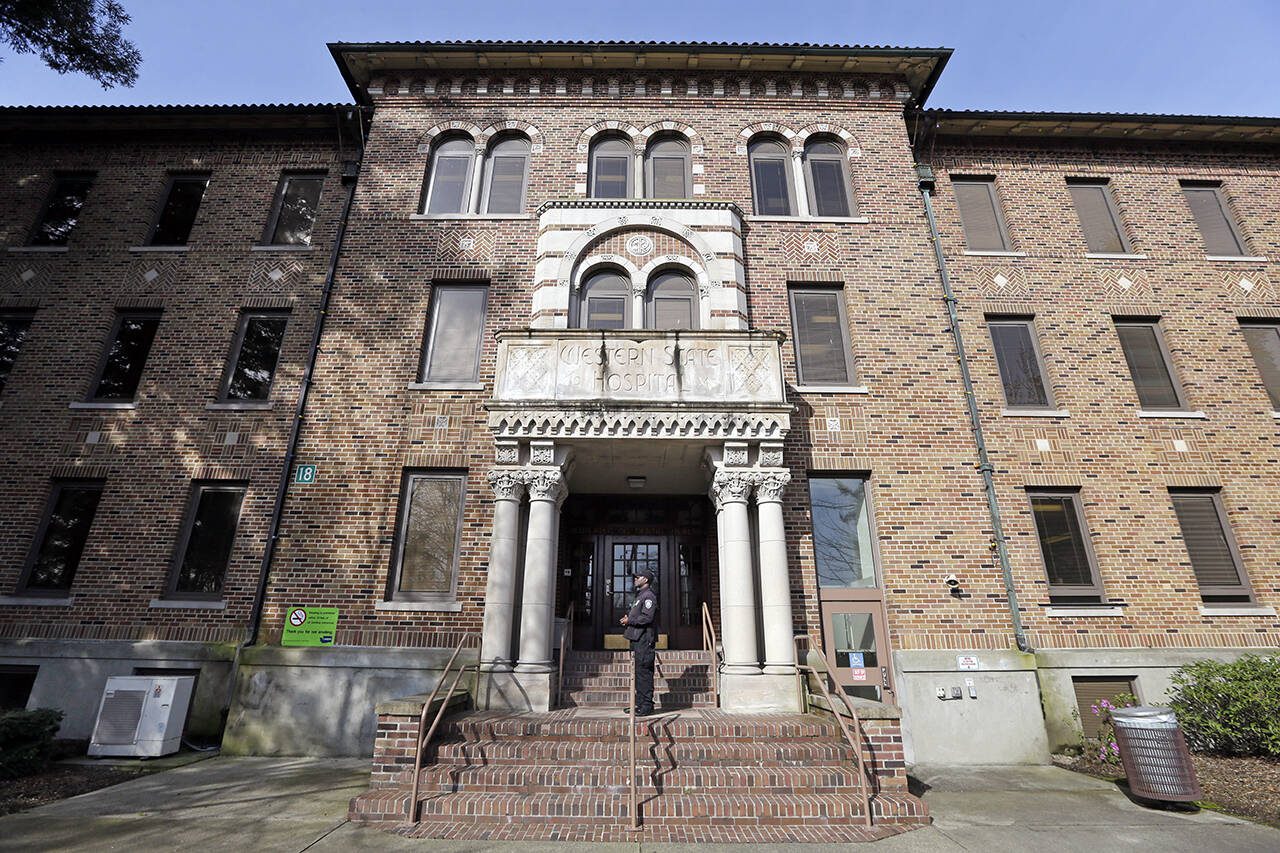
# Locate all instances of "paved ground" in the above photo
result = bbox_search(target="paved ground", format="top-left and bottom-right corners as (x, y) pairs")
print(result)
(0, 756), (1276, 852)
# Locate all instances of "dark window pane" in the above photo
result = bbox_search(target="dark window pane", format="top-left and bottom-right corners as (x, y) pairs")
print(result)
(1242, 324), (1280, 409)
(269, 177), (322, 245)
(792, 290), (850, 385)
(1183, 185), (1244, 256)
(26, 484), (103, 591)
(150, 178), (208, 246)
(1116, 323), (1181, 409)
(426, 155), (471, 214)
(1031, 495), (1095, 589)
(485, 156), (527, 213)
(593, 156), (629, 198)
(651, 156), (688, 198)
(423, 287), (487, 381)
(226, 314), (288, 400)
(175, 487), (245, 595)
(752, 158), (791, 215)
(990, 322), (1050, 408)
(653, 298), (693, 330)
(1068, 183), (1125, 254)
(810, 477), (876, 588)
(1171, 494), (1244, 591)
(810, 159), (850, 217)
(93, 314), (160, 401)
(397, 476), (462, 596)
(586, 297), (627, 329)
(31, 176), (92, 246)
(0, 313), (35, 394)
(954, 180), (1009, 251)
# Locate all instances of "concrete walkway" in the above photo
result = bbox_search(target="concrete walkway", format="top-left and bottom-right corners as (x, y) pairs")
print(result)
(0, 757), (1276, 852)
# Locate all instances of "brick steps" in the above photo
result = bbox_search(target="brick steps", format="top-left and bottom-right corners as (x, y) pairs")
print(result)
(423, 737), (855, 766)
(436, 710), (839, 741)
(558, 650), (716, 710)
(394, 820), (899, 843)
(559, 690), (715, 708)
(559, 672), (711, 689)
(412, 763), (869, 794)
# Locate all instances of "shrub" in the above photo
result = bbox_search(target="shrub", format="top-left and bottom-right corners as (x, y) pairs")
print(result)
(0, 708), (64, 779)
(1168, 655), (1280, 757)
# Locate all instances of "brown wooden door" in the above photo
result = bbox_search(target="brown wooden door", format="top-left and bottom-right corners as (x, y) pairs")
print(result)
(600, 536), (662, 647)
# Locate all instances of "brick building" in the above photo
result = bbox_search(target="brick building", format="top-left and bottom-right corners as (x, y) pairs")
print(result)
(2, 41), (1278, 786)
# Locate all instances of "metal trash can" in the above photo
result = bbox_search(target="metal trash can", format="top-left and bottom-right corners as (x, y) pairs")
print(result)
(1111, 706), (1203, 802)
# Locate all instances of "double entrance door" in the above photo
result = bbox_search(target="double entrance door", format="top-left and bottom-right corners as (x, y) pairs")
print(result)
(561, 496), (709, 650)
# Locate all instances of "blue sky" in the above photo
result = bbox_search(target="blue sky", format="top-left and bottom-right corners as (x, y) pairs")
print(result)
(2, 0), (1278, 114)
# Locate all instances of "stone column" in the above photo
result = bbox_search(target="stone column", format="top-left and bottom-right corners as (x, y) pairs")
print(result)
(633, 147), (645, 199)
(480, 469), (525, 671)
(515, 468), (565, 673)
(790, 150), (811, 217)
(753, 470), (797, 674)
(467, 146), (486, 213)
(710, 469), (760, 675)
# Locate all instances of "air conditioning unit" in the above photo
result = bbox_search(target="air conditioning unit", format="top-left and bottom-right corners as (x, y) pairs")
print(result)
(88, 676), (195, 758)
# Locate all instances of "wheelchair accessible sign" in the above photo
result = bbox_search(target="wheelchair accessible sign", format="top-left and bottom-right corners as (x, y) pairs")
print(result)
(282, 606), (339, 647)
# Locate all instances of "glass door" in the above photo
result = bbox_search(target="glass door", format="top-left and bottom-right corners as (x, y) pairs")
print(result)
(821, 603), (894, 702)
(601, 537), (661, 649)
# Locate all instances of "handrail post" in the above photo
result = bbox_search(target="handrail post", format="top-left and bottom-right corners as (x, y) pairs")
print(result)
(556, 601), (574, 708)
(701, 601), (719, 707)
(407, 632), (481, 824)
(629, 649), (639, 831)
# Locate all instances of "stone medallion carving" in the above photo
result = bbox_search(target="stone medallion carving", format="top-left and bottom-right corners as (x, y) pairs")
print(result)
(625, 234), (654, 257)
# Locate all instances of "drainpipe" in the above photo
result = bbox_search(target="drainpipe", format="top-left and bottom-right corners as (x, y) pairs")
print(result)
(220, 109), (364, 730)
(915, 163), (1031, 654)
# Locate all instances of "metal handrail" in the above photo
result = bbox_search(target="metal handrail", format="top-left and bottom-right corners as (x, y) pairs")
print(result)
(628, 650), (640, 831)
(700, 601), (720, 707)
(793, 635), (873, 828)
(556, 601), (575, 708)
(408, 631), (481, 823)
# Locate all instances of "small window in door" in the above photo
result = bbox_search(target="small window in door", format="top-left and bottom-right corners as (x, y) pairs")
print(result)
(829, 610), (882, 700)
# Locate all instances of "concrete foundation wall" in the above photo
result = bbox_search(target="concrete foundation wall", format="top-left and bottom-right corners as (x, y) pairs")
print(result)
(0, 639), (236, 741)
(1035, 646), (1280, 752)
(895, 649), (1050, 766)
(221, 645), (472, 757)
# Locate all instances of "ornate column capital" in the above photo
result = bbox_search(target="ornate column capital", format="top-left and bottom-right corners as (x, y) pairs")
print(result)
(751, 470), (791, 504)
(487, 469), (526, 501)
(709, 469), (753, 509)
(525, 467), (567, 502)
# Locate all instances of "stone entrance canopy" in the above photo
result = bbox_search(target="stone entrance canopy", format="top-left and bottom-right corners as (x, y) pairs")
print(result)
(488, 329), (791, 441)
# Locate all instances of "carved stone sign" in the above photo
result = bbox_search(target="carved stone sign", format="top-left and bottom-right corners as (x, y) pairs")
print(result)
(494, 332), (785, 406)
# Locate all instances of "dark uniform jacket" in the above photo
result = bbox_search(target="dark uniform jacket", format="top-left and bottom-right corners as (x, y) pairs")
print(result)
(623, 587), (658, 641)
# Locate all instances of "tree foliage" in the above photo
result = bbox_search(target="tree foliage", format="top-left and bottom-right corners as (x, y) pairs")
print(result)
(0, 0), (140, 88)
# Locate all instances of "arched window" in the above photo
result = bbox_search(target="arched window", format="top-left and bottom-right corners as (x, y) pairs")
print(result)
(421, 135), (475, 214)
(748, 136), (795, 216)
(589, 134), (633, 199)
(646, 270), (697, 330)
(803, 137), (854, 217)
(480, 134), (530, 214)
(578, 269), (631, 329)
(644, 134), (691, 199)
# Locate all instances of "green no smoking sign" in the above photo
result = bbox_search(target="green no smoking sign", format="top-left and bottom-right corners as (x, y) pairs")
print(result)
(281, 606), (339, 647)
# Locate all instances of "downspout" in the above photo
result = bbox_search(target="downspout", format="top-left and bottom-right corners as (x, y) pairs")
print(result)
(915, 162), (1031, 654)
(221, 109), (364, 729)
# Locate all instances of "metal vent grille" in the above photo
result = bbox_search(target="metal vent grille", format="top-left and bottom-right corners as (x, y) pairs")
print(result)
(95, 689), (145, 744)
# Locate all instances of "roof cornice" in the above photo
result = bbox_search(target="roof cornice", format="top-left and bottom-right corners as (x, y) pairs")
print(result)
(329, 40), (952, 108)
(920, 109), (1280, 145)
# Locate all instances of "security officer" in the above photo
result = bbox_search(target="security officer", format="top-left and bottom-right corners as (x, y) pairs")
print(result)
(620, 566), (658, 716)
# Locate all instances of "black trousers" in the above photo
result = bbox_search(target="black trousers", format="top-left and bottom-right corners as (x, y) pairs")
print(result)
(632, 632), (656, 712)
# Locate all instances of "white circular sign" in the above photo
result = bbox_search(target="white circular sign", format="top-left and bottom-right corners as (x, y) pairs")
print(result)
(625, 235), (654, 257)
(289, 608), (307, 627)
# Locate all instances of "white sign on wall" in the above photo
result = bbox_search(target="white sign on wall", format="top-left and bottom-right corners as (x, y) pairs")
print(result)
(956, 654), (980, 671)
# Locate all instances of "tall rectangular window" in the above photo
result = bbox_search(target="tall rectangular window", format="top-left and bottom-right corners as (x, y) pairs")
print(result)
(751, 157), (792, 216)
(389, 472), (465, 602)
(419, 285), (488, 384)
(0, 311), (35, 395)
(484, 156), (527, 213)
(264, 174), (323, 246)
(30, 173), (93, 246)
(987, 318), (1053, 409)
(149, 175), (209, 246)
(952, 177), (1011, 252)
(809, 476), (877, 588)
(1067, 178), (1130, 254)
(168, 483), (246, 598)
(221, 311), (289, 401)
(1240, 322), (1280, 410)
(1029, 490), (1103, 601)
(1170, 490), (1251, 602)
(591, 156), (629, 199)
(90, 312), (161, 402)
(789, 287), (854, 386)
(1114, 320), (1186, 411)
(20, 481), (104, 594)
(1181, 181), (1247, 257)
